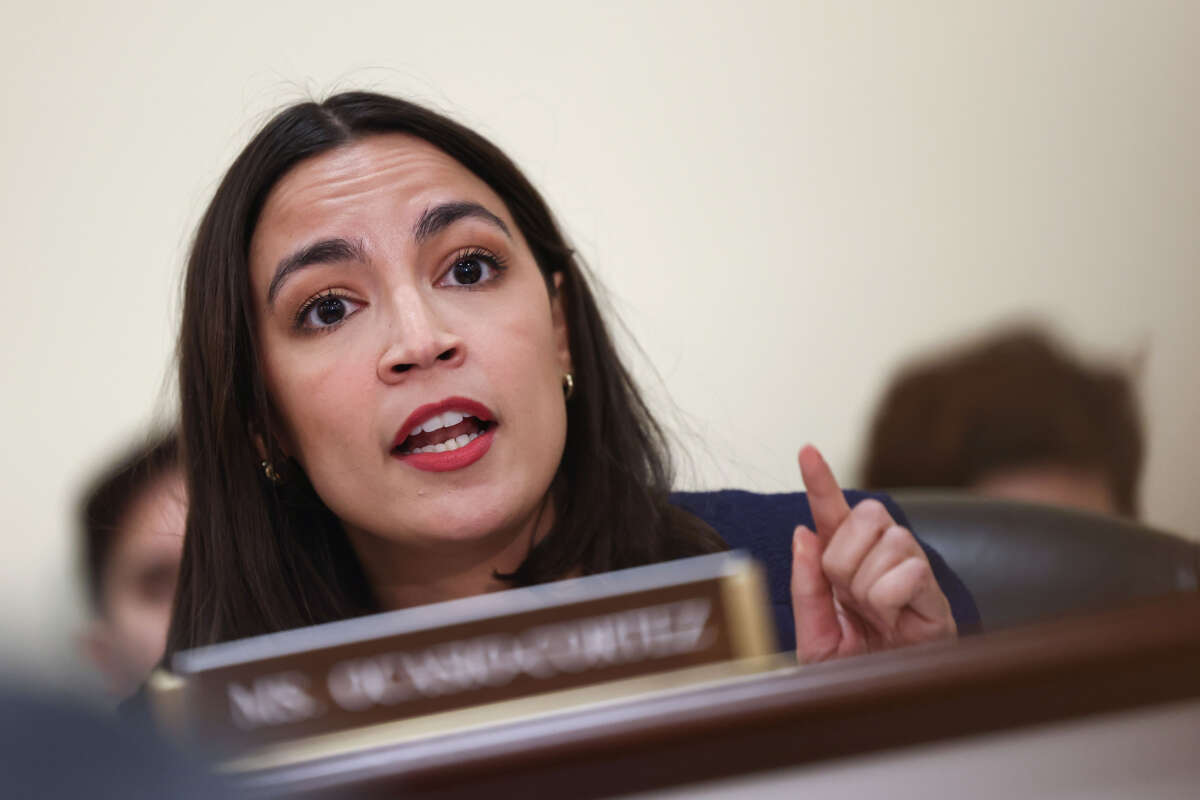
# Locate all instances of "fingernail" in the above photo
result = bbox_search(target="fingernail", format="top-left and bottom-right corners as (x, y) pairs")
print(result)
(793, 525), (810, 553)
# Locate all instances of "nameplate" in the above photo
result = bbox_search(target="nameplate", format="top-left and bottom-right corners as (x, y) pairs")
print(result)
(152, 552), (776, 753)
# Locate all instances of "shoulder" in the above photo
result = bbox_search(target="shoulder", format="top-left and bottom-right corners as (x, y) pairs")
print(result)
(669, 489), (981, 650)
(670, 488), (909, 545)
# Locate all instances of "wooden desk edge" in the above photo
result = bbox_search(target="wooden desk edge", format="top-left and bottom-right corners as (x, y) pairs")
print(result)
(242, 591), (1200, 799)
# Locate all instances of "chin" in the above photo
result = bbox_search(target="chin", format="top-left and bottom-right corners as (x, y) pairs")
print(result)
(367, 495), (540, 548)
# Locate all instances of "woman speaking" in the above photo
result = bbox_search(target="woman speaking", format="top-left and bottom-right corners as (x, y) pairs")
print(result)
(166, 92), (975, 665)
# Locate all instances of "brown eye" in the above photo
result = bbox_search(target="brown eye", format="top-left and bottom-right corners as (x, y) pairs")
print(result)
(438, 249), (506, 288)
(452, 258), (484, 285)
(316, 296), (347, 324)
(298, 292), (363, 330)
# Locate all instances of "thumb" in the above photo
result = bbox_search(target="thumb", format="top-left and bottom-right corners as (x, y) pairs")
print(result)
(791, 525), (842, 663)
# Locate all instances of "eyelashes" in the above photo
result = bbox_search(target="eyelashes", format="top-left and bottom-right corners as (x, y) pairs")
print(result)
(293, 289), (363, 332)
(288, 246), (509, 334)
(437, 247), (508, 288)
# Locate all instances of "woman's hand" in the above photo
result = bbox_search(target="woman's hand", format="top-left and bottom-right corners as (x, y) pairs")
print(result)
(791, 445), (957, 663)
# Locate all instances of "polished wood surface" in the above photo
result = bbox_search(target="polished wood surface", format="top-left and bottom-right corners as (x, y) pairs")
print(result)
(239, 591), (1200, 799)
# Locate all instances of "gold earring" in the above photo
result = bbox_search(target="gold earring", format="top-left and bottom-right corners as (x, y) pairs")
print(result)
(562, 372), (575, 400)
(261, 460), (283, 484)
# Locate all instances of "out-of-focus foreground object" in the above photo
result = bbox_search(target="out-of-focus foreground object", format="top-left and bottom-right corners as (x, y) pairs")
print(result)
(893, 491), (1199, 630)
(0, 682), (239, 799)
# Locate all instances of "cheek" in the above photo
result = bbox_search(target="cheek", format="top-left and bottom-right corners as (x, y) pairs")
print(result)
(481, 303), (569, 463)
(262, 332), (379, 463)
(475, 301), (563, 403)
(107, 592), (170, 665)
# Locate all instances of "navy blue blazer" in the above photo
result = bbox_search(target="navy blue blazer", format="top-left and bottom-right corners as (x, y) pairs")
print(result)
(670, 490), (981, 653)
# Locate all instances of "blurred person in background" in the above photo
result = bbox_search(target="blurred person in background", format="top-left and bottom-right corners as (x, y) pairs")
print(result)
(79, 432), (185, 698)
(862, 327), (1143, 517)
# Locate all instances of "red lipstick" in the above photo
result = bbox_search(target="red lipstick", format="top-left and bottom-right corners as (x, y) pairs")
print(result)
(391, 397), (496, 473)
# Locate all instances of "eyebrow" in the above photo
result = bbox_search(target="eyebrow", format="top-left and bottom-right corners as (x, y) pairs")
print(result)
(413, 201), (511, 244)
(267, 237), (367, 306)
(265, 203), (510, 306)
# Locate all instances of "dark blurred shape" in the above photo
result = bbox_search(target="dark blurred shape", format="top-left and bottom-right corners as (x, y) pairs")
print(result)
(863, 326), (1143, 517)
(0, 682), (239, 799)
(892, 491), (1199, 630)
(78, 431), (185, 697)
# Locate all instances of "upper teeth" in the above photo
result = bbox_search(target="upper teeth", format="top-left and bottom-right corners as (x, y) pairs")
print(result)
(415, 410), (467, 436)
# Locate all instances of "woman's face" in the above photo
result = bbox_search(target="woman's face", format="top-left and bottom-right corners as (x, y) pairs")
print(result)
(249, 134), (571, 553)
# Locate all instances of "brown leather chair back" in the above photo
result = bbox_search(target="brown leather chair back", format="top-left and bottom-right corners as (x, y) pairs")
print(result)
(892, 491), (1200, 630)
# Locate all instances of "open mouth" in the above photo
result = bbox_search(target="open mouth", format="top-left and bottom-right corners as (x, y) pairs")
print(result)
(393, 411), (496, 456)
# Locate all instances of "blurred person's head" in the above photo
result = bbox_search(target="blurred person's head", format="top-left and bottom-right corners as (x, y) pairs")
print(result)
(862, 327), (1143, 516)
(79, 433), (185, 697)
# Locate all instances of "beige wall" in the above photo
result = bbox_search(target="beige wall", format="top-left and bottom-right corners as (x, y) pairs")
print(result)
(2, 0), (1197, 684)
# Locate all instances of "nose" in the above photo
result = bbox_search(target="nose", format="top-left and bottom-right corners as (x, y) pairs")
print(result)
(376, 289), (465, 383)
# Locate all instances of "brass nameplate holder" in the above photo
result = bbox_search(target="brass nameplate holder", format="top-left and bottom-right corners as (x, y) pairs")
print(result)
(151, 551), (778, 766)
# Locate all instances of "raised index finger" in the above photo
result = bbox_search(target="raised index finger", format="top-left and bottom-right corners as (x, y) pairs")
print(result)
(799, 444), (852, 544)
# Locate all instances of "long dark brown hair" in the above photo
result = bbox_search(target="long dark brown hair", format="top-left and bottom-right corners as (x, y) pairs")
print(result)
(166, 92), (723, 657)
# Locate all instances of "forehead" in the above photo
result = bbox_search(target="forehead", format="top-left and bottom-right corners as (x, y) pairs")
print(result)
(107, 472), (186, 571)
(254, 134), (506, 243)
